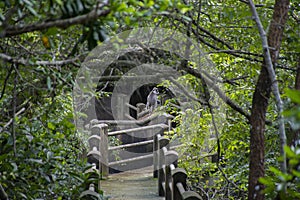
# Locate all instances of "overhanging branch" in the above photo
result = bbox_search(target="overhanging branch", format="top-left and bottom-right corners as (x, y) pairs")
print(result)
(179, 64), (251, 122)
(1, 4), (110, 38)
(0, 53), (80, 66)
(162, 13), (263, 62)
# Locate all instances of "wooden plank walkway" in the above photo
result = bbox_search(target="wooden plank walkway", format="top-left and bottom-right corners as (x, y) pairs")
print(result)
(101, 166), (164, 200)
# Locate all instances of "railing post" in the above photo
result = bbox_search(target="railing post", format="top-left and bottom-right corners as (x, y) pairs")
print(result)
(165, 151), (178, 200)
(172, 168), (187, 200)
(158, 136), (169, 196)
(90, 126), (102, 171)
(153, 134), (158, 178)
(116, 93), (127, 120)
(87, 123), (102, 192)
(91, 124), (109, 179)
(99, 124), (109, 178)
(166, 114), (174, 132)
(136, 103), (146, 120)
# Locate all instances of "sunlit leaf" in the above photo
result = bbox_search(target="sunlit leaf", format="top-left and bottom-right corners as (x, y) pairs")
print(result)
(285, 89), (300, 104)
(47, 122), (55, 130)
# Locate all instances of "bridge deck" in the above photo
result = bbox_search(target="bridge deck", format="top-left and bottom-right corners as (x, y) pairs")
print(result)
(101, 166), (164, 200)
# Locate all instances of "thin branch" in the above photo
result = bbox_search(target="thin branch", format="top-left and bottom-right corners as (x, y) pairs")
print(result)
(162, 13), (262, 62)
(68, 32), (87, 57)
(239, 0), (274, 9)
(179, 64), (251, 122)
(1, 4), (110, 38)
(207, 50), (263, 58)
(0, 53), (80, 66)
(0, 183), (8, 200)
(223, 75), (249, 86)
(183, 0), (234, 50)
(190, 18), (234, 50)
(217, 165), (246, 196)
(214, 25), (254, 29)
(169, 77), (208, 105)
(0, 64), (14, 100)
(1, 4), (18, 31)
(12, 64), (18, 156)
(188, 24), (262, 62)
(276, 65), (297, 72)
(0, 107), (26, 133)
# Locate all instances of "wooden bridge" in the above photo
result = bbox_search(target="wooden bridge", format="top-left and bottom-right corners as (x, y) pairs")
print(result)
(79, 103), (203, 200)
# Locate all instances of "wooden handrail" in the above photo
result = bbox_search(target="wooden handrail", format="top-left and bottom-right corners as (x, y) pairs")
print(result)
(155, 134), (203, 200)
(108, 124), (168, 136)
(109, 153), (153, 166)
(137, 109), (150, 119)
(109, 139), (154, 151)
(90, 112), (173, 127)
(90, 122), (169, 175)
(125, 102), (138, 111)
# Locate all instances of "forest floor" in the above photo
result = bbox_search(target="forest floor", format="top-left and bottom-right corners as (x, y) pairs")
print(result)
(101, 166), (164, 200)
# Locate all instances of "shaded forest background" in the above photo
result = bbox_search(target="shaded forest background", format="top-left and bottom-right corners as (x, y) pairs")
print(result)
(0, 0), (299, 199)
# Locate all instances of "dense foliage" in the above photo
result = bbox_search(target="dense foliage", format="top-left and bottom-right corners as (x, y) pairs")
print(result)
(0, 0), (299, 199)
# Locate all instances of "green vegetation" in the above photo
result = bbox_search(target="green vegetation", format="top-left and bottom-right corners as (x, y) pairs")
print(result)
(0, 0), (299, 199)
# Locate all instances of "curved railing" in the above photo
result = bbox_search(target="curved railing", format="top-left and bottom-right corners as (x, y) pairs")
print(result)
(81, 102), (203, 200)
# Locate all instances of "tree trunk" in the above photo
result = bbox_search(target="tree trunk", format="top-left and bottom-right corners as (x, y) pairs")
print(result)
(248, 0), (290, 200)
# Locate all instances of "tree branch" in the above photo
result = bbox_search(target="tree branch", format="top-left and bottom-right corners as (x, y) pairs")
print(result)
(0, 64), (14, 100)
(208, 50), (263, 58)
(163, 13), (263, 62)
(0, 107), (26, 133)
(239, 0), (274, 9)
(169, 77), (208, 105)
(1, 4), (110, 38)
(0, 183), (8, 200)
(0, 53), (80, 66)
(179, 64), (251, 122)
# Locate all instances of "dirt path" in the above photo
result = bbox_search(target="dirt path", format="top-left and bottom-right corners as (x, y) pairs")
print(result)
(101, 166), (164, 200)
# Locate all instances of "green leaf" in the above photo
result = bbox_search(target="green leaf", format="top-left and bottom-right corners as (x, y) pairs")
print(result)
(69, 172), (84, 182)
(47, 122), (55, 130)
(27, 158), (44, 164)
(182, 15), (192, 22)
(55, 0), (63, 6)
(47, 76), (52, 90)
(146, 0), (154, 7)
(269, 166), (284, 177)
(285, 89), (300, 104)
(26, 5), (38, 16)
(292, 169), (300, 178)
(117, 2), (127, 11)
(46, 27), (58, 36)
(47, 151), (53, 160)
(180, 7), (190, 14)
(259, 177), (273, 186)
(76, 0), (84, 12)
(284, 145), (296, 158)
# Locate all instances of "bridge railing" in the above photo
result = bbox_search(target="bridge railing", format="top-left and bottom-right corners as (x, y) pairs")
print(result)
(87, 103), (172, 178)
(107, 123), (169, 170)
(154, 133), (203, 200)
(84, 102), (203, 199)
(80, 123), (108, 199)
